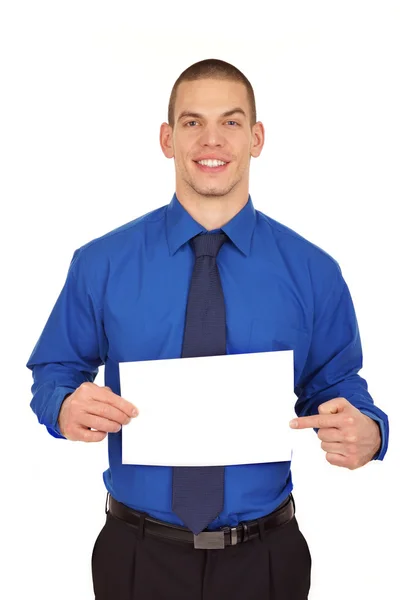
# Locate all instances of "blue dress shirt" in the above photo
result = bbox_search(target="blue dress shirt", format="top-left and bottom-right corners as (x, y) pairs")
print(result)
(27, 193), (389, 529)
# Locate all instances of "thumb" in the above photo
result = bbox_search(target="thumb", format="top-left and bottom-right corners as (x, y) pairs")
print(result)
(318, 397), (349, 415)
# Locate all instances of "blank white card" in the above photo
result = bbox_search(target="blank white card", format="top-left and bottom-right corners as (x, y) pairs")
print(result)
(120, 350), (297, 467)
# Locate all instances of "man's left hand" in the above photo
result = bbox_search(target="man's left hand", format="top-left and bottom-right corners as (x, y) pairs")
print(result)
(289, 397), (381, 469)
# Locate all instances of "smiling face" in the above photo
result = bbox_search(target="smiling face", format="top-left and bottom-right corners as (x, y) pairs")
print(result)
(160, 78), (264, 202)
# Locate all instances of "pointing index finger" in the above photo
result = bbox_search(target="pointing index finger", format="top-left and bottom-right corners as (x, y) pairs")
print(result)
(290, 413), (344, 430)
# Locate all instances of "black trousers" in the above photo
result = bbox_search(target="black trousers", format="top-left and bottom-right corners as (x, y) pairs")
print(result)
(91, 503), (312, 600)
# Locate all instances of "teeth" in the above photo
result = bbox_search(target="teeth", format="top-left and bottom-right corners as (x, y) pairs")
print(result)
(197, 159), (226, 167)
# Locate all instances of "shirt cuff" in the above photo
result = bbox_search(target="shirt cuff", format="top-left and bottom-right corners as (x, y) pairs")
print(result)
(46, 386), (76, 439)
(358, 410), (386, 461)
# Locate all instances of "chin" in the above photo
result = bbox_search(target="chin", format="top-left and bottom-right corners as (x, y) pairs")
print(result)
(199, 190), (232, 198)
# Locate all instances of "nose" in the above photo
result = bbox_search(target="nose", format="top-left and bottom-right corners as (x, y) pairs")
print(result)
(199, 124), (225, 147)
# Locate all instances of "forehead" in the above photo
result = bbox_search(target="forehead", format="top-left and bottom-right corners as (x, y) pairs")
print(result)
(175, 78), (249, 115)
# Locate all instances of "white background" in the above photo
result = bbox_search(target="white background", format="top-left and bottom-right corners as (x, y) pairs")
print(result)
(1, 1), (399, 598)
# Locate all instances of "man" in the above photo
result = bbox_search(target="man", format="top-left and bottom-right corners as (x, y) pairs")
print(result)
(27, 58), (389, 600)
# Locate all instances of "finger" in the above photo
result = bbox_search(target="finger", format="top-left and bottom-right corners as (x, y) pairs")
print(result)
(320, 442), (347, 456)
(99, 387), (138, 417)
(77, 427), (108, 443)
(317, 427), (345, 443)
(84, 383), (138, 418)
(79, 412), (123, 434)
(85, 399), (133, 426)
(325, 452), (348, 467)
(290, 413), (352, 430)
(318, 397), (349, 415)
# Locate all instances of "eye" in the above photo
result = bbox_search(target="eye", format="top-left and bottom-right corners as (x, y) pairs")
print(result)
(185, 120), (239, 127)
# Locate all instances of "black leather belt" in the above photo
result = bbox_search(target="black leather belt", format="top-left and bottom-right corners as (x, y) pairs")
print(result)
(107, 493), (295, 549)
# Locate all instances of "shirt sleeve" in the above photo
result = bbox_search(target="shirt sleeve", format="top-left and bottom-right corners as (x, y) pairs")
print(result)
(26, 248), (106, 438)
(294, 263), (389, 461)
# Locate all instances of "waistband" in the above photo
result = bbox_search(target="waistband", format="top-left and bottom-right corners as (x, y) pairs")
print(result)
(107, 493), (295, 550)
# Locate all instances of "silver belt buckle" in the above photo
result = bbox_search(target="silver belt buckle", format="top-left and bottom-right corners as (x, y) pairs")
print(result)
(193, 531), (225, 549)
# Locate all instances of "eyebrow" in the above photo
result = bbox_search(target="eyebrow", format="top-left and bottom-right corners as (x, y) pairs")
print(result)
(177, 107), (247, 122)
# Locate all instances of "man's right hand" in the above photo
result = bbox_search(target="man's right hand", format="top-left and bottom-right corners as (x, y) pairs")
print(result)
(57, 382), (139, 442)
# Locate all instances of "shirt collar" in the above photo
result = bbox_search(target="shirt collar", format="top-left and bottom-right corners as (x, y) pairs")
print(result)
(165, 192), (257, 257)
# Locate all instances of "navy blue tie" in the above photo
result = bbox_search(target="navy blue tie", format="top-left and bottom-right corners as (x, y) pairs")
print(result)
(172, 232), (228, 534)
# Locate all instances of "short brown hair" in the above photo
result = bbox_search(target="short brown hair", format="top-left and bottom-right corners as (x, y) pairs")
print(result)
(168, 58), (257, 129)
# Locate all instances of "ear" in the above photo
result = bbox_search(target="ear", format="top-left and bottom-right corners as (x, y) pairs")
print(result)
(160, 122), (174, 159)
(250, 121), (265, 158)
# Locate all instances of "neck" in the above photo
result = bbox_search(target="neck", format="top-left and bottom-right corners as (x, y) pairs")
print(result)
(176, 187), (249, 231)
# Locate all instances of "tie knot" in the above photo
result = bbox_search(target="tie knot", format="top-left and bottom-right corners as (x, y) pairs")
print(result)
(191, 232), (228, 258)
